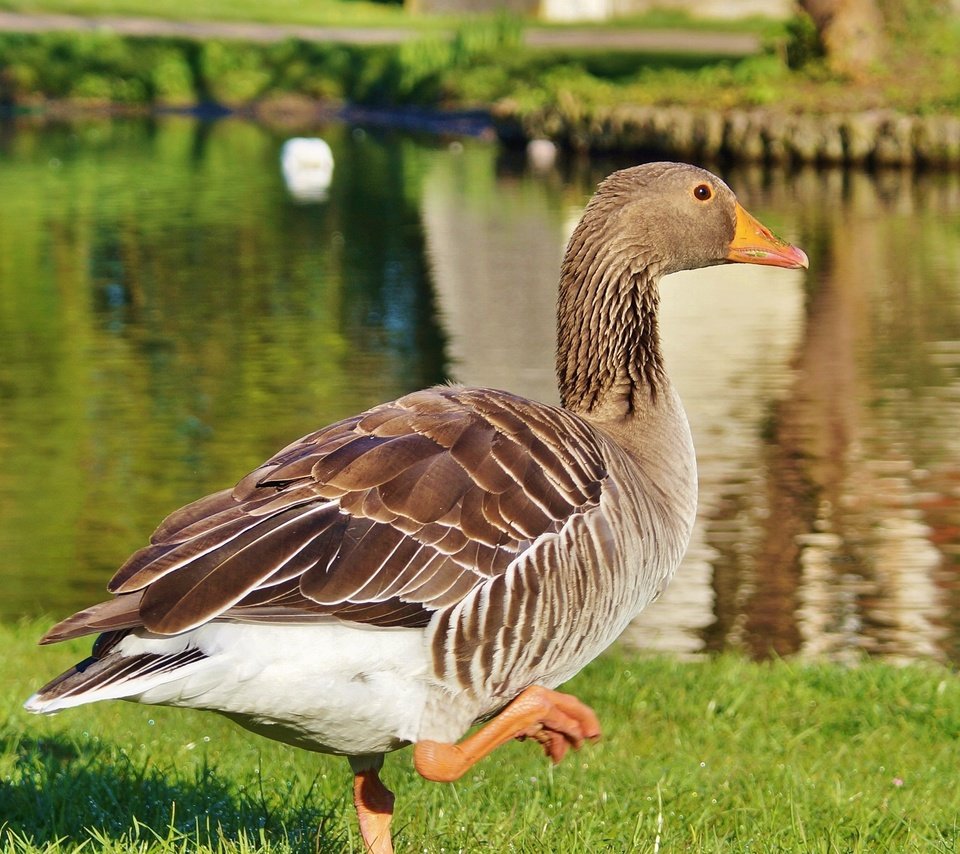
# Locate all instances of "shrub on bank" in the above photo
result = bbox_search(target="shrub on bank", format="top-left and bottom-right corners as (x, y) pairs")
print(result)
(0, 18), (523, 109)
(151, 47), (197, 105)
(0, 32), (343, 106)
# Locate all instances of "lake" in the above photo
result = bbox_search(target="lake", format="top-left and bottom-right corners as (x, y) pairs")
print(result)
(1, 115), (958, 665)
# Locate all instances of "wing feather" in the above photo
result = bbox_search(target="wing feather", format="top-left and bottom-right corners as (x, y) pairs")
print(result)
(377, 453), (471, 523)
(149, 488), (238, 542)
(110, 509), (263, 594)
(139, 502), (343, 634)
(44, 386), (610, 642)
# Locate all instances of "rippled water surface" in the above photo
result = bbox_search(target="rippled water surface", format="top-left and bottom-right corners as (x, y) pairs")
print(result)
(1, 116), (958, 664)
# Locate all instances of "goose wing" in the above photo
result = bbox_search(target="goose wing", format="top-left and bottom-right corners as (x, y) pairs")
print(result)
(43, 387), (608, 642)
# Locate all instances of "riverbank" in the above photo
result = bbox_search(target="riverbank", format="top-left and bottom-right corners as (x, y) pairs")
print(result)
(6, 620), (960, 851)
(0, 10), (958, 167)
(495, 102), (960, 167)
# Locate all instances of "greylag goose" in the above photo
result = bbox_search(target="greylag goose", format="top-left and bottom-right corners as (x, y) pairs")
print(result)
(26, 162), (807, 853)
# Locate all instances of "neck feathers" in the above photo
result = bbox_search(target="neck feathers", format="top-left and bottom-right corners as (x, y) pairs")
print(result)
(556, 240), (666, 416)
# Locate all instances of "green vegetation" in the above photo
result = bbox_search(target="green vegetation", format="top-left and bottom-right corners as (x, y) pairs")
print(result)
(4, 620), (960, 852)
(502, 4), (960, 116)
(0, 22), (529, 108)
(0, 0), (780, 34)
(0, 4), (957, 119)
(0, 0), (416, 29)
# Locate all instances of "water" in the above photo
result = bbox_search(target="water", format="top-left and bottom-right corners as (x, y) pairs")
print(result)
(1, 115), (958, 665)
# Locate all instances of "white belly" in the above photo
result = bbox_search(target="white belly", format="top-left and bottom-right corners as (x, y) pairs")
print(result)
(124, 621), (434, 756)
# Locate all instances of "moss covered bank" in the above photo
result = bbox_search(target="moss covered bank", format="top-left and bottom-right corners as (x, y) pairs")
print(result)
(495, 102), (960, 167)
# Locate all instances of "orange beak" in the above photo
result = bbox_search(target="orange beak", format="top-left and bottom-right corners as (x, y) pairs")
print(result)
(726, 202), (808, 269)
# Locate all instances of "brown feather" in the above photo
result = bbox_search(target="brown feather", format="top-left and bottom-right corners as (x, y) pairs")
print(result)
(313, 433), (440, 491)
(46, 386), (609, 641)
(377, 453), (470, 524)
(139, 502), (341, 634)
(149, 488), (238, 543)
(110, 509), (263, 594)
(41, 594), (145, 644)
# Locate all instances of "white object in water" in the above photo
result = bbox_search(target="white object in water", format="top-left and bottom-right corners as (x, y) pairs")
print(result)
(281, 137), (334, 202)
(526, 138), (558, 172)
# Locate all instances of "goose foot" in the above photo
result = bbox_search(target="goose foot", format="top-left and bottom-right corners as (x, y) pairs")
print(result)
(353, 765), (395, 854)
(413, 685), (601, 783)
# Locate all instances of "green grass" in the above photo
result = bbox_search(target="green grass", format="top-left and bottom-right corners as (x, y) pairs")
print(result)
(4, 620), (960, 852)
(0, 0), (780, 36)
(0, 0), (424, 30)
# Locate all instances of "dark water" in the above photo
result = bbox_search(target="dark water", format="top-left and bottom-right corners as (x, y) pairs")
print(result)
(1, 116), (958, 665)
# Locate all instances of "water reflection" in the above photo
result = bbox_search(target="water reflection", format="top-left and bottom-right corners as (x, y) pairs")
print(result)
(421, 148), (565, 404)
(0, 116), (446, 618)
(421, 154), (960, 664)
(651, 168), (959, 664)
(1, 116), (958, 666)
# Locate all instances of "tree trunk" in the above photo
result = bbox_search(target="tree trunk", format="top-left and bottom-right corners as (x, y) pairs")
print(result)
(798, 0), (885, 79)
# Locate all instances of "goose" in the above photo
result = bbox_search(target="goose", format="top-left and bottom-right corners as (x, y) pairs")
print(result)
(280, 137), (335, 202)
(25, 162), (807, 853)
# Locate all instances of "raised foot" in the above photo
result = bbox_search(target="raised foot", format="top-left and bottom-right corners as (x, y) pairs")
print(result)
(413, 685), (601, 783)
(353, 767), (395, 854)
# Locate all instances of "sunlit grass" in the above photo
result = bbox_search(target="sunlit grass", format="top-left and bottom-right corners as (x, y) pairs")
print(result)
(0, 0), (424, 29)
(0, 0), (781, 35)
(5, 620), (960, 852)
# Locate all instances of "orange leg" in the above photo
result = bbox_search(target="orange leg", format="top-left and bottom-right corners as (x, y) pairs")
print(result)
(413, 685), (601, 783)
(352, 765), (395, 854)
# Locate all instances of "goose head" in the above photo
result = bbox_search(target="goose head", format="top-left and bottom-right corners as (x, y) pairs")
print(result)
(567, 161), (807, 279)
(557, 162), (807, 413)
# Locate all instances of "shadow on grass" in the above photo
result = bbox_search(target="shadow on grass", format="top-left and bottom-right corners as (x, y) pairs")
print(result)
(1, 732), (347, 852)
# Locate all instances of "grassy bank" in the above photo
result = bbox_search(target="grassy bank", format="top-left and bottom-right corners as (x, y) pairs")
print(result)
(0, 1), (779, 33)
(0, 17), (771, 112)
(0, 0), (417, 29)
(4, 620), (960, 852)
(0, 6), (957, 113)
(0, 21), (534, 109)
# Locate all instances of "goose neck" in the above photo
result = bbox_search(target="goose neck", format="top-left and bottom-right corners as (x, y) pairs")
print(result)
(556, 262), (667, 419)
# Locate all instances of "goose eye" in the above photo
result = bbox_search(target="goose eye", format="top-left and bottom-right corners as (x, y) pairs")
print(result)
(693, 184), (712, 201)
